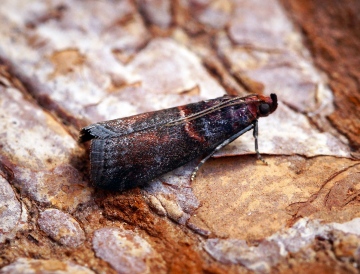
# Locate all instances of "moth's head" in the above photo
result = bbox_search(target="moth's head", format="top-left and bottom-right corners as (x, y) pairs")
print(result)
(258, 93), (277, 117)
(246, 93), (278, 118)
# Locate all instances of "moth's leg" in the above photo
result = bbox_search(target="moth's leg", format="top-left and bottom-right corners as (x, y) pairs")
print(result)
(253, 119), (267, 165)
(191, 123), (255, 181)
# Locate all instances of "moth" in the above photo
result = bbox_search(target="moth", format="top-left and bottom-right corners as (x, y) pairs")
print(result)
(79, 93), (278, 191)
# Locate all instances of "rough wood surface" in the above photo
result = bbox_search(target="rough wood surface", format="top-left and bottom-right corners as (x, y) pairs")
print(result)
(1, 1), (360, 273)
(281, 0), (360, 151)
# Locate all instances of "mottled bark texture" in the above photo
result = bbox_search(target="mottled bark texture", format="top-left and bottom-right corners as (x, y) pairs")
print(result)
(1, 0), (360, 273)
(280, 0), (360, 151)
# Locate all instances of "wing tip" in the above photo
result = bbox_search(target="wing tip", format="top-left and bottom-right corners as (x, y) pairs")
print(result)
(79, 123), (118, 143)
(78, 126), (95, 143)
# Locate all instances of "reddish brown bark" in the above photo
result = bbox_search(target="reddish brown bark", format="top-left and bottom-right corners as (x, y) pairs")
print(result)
(280, 0), (360, 151)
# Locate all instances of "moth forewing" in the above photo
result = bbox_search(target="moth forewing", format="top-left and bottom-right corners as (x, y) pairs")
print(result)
(79, 93), (278, 191)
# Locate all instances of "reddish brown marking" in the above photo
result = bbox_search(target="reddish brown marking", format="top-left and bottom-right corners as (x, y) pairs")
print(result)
(178, 106), (205, 142)
(247, 102), (258, 119)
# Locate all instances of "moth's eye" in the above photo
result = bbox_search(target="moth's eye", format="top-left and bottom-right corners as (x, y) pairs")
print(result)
(259, 103), (270, 115)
